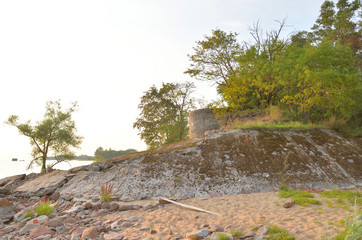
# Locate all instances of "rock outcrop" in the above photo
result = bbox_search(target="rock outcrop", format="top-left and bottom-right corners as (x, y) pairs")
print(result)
(0, 129), (361, 239)
(7, 129), (362, 202)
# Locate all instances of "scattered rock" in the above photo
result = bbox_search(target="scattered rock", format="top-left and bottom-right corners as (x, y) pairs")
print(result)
(211, 224), (224, 232)
(82, 202), (92, 209)
(33, 215), (49, 224)
(65, 205), (85, 214)
(101, 202), (111, 209)
(29, 225), (54, 238)
(0, 199), (12, 207)
(283, 201), (295, 208)
(111, 221), (120, 231)
(110, 203), (119, 211)
(44, 219), (63, 228)
(125, 216), (141, 222)
(256, 225), (268, 235)
(19, 223), (38, 235)
(81, 226), (98, 239)
(186, 229), (210, 239)
(104, 232), (125, 240)
(119, 204), (134, 211)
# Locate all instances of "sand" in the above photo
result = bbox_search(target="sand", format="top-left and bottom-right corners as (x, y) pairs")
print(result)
(102, 190), (360, 239)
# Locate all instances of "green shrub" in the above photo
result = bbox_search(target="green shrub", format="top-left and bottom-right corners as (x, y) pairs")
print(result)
(23, 210), (34, 219)
(35, 197), (54, 216)
(320, 189), (361, 206)
(230, 230), (243, 237)
(278, 188), (321, 206)
(266, 225), (295, 240)
(216, 232), (232, 240)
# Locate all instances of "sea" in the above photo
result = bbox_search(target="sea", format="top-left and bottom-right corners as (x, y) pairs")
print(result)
(0, 159), (93, 180)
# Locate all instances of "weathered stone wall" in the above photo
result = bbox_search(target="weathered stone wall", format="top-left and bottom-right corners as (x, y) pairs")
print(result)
(189, 109), (220, 139)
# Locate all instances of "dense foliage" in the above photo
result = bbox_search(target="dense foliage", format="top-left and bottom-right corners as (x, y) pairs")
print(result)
(6, 101), (83, 173)
(94, 147), (137, 160)
(186, 0), (361, 127)
(133, 82), (195, 150)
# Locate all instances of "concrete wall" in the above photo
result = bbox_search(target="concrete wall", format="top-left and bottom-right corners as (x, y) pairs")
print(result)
(189, 108), (221, 139)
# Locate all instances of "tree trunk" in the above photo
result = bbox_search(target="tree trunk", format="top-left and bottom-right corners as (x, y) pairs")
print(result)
(41, 156), (47, 174)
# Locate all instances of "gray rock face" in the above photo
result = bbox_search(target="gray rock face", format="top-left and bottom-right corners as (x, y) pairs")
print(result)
(52, 129), (362, 201)
(15, 171), (69, 197)
(1, 129), (361, 204)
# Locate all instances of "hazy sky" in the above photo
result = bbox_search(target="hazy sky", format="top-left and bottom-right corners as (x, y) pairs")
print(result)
(0, 0), (325, 161)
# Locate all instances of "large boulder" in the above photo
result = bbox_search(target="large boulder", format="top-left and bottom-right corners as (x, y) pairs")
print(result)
(15, 170), (71, 197)
(56, 129), (362, 201)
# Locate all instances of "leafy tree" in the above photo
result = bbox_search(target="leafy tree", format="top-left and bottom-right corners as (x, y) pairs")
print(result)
(221, 20), (290, 110)
(184, 29), (241, 90)
(280, 41), (360, 121)
(311, 0), (361, 53)
(311, 0), (336, 41)
(94, 147), (137, 160)
(6, 101), (83, 173)
(133, 82), (195, 150)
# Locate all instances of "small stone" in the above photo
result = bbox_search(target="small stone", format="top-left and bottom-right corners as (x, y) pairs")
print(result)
(110, 203), (119, 211)
(111, 221), (120, 231)
(32, 215), (49, 224)
(256, 225), (268, 235)
(283, 201), (295, 208)
(104, 232), (125, 240)
(186, 229), (210, 239)
(19, 223), (38, 235)
(119, 204), (134, 211)
(121, 221), (134, 228)
(140, 227), (150, 231)
(125, 216), (141, 222)
(65, 205), (85, 214)
(101, 202), (110, 209)
(44, 219), (63, 228)
(34, 235), (52, 240)
(81, 226), (98, 239)
(63, 217), (77, 225)
(0, 199), (12, 207)
(29, 225), (54, 238)
(150, 229), (157, 234)
(211, 224), (224, 232)
(3, 225), (16, 233)
(140, 193), (147, 200)
(82, 202), (92, 209)
(70, 228), (83, 240)
(244, 231), (256, 237)
(92, 203), (101, 211)
(61, 194), (73, 201)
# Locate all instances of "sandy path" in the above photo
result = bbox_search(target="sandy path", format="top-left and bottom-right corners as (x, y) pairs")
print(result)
(104, 191), (359, 239)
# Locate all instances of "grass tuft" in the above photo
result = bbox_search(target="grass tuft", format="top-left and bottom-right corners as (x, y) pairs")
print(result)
(266, 225), (295, 240)
(230, 230), (243, 237)
(216, 232), (232, 240)
(278, 188), (321, 206)
(334, 198), (362, 240)
(320, 189), (361, 206)
(23, 210), (34, 219)
(35, 197), (54, 216)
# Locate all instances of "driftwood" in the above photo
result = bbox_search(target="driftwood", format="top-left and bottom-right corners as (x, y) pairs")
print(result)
(160, 197), (221, 216)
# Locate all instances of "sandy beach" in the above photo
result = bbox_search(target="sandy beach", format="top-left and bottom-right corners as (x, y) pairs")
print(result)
(103, 190), (360, 239)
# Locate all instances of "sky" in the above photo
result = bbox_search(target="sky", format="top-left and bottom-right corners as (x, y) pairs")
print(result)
(0, 0), (326, 162)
